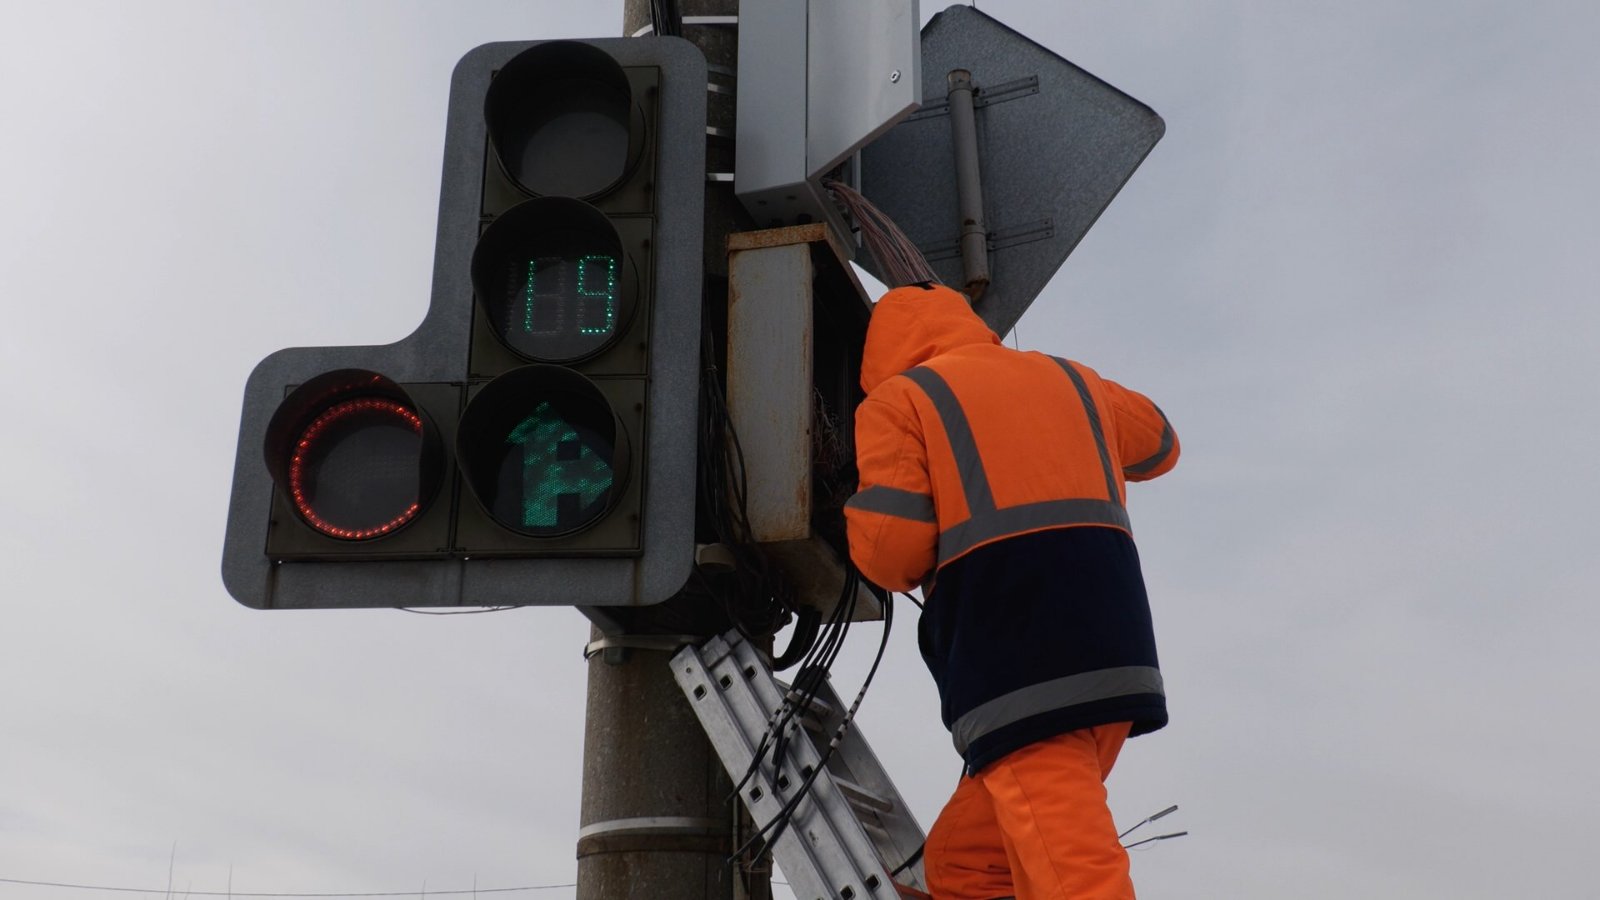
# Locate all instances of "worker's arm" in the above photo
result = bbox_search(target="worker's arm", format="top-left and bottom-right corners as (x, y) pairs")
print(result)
(1103, 379), (1180, 481)
(844, 392), (939, 592)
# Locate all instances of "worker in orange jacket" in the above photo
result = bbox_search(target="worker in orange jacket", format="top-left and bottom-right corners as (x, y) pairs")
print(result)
(844, 283), (1179, 899)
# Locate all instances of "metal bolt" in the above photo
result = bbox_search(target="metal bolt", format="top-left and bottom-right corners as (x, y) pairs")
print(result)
(889, 70), (901, 84)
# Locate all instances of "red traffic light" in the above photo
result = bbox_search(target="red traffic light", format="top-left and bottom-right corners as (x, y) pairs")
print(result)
(264, 371), (444, 541)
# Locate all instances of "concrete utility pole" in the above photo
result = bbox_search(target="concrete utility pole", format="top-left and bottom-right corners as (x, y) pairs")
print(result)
(575, 3), (764, 899)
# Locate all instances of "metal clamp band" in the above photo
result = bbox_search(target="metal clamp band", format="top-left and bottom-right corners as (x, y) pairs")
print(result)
(575, 816), (730, 859)
(582, 634), (698, 660)
(578, 815), (724, 839)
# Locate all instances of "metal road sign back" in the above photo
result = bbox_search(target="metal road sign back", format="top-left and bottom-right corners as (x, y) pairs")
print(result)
(858, 5), (1165, 336)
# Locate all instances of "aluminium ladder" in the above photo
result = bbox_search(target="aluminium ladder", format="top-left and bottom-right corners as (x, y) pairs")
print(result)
(672, 630), (930, 900)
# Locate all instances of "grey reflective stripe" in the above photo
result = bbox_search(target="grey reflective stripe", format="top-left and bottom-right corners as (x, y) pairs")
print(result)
(1124, 405), (1175, 477)
(846, 485), (936, 523)
(1052, 357), (1121, 504)
(900, 363), (1133, 562)
(951, 666), (1165, 755)
(938, 498), (1130, 560)
(902, 367), (996, 514)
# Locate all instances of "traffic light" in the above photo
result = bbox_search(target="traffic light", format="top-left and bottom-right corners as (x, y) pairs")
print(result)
(221, 37), (708, 610)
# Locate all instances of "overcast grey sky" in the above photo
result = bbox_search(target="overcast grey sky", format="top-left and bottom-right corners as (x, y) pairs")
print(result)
(3, 2), (1598, 898)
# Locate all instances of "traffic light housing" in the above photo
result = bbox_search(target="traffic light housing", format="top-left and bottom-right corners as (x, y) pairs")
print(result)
(222, 37), (707, 609)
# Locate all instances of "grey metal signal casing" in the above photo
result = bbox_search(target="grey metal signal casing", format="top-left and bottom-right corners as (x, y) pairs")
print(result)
(220, 37), (707, 609)
(735, 0), (921, 238)
(674, 631), (928, 899)
(859, 5), (1166, 336)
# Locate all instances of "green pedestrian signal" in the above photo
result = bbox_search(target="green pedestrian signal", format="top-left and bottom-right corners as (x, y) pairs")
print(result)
(507, 402), (616, 531)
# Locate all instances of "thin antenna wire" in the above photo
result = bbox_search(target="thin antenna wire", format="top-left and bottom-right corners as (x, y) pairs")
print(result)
(1125, 831), (1189, 850)
(1118, 804), (1179, 840)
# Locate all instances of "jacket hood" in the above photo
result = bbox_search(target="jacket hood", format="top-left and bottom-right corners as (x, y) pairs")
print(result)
(860, 283), (1000, 393)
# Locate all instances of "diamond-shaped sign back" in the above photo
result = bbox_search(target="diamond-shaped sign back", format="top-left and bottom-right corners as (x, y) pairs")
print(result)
(859, 5), (1164, 336)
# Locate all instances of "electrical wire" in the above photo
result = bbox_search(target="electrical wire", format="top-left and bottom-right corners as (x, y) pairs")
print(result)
(757, 582), (891, 858)
(1125, 831), (1189, 851)
(725, 570), (856, 807)
(1118, 804), (1179, 840)
(887, 841), (924, 878)
(727, 571), (896, 864)
(724, 575), (856, 806)
(695, 315), (804, 650)
(761, 563), (862, 789)
(770, 606), (822, 670)
(824, 180), (941, 288)
(738, 586), (885, 861)
(648, 0), (682, 37)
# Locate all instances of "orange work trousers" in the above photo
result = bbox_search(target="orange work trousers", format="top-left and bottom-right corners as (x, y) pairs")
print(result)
(924, 722), (1134, 900)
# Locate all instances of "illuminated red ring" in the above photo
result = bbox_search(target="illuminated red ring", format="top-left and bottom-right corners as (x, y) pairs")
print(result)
(288, 398), (424, 540)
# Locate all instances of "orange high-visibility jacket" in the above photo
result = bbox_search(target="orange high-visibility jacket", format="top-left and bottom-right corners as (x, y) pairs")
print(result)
(844, 284), (1179, 772)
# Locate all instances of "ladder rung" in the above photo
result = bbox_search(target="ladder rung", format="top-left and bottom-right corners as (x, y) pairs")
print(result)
(802, 692), (841, 717)
(834, 776), (894, 814)
(859, 816), (893, 844)
(796, 696), (840, 734)
(673, 631), (928, 898)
